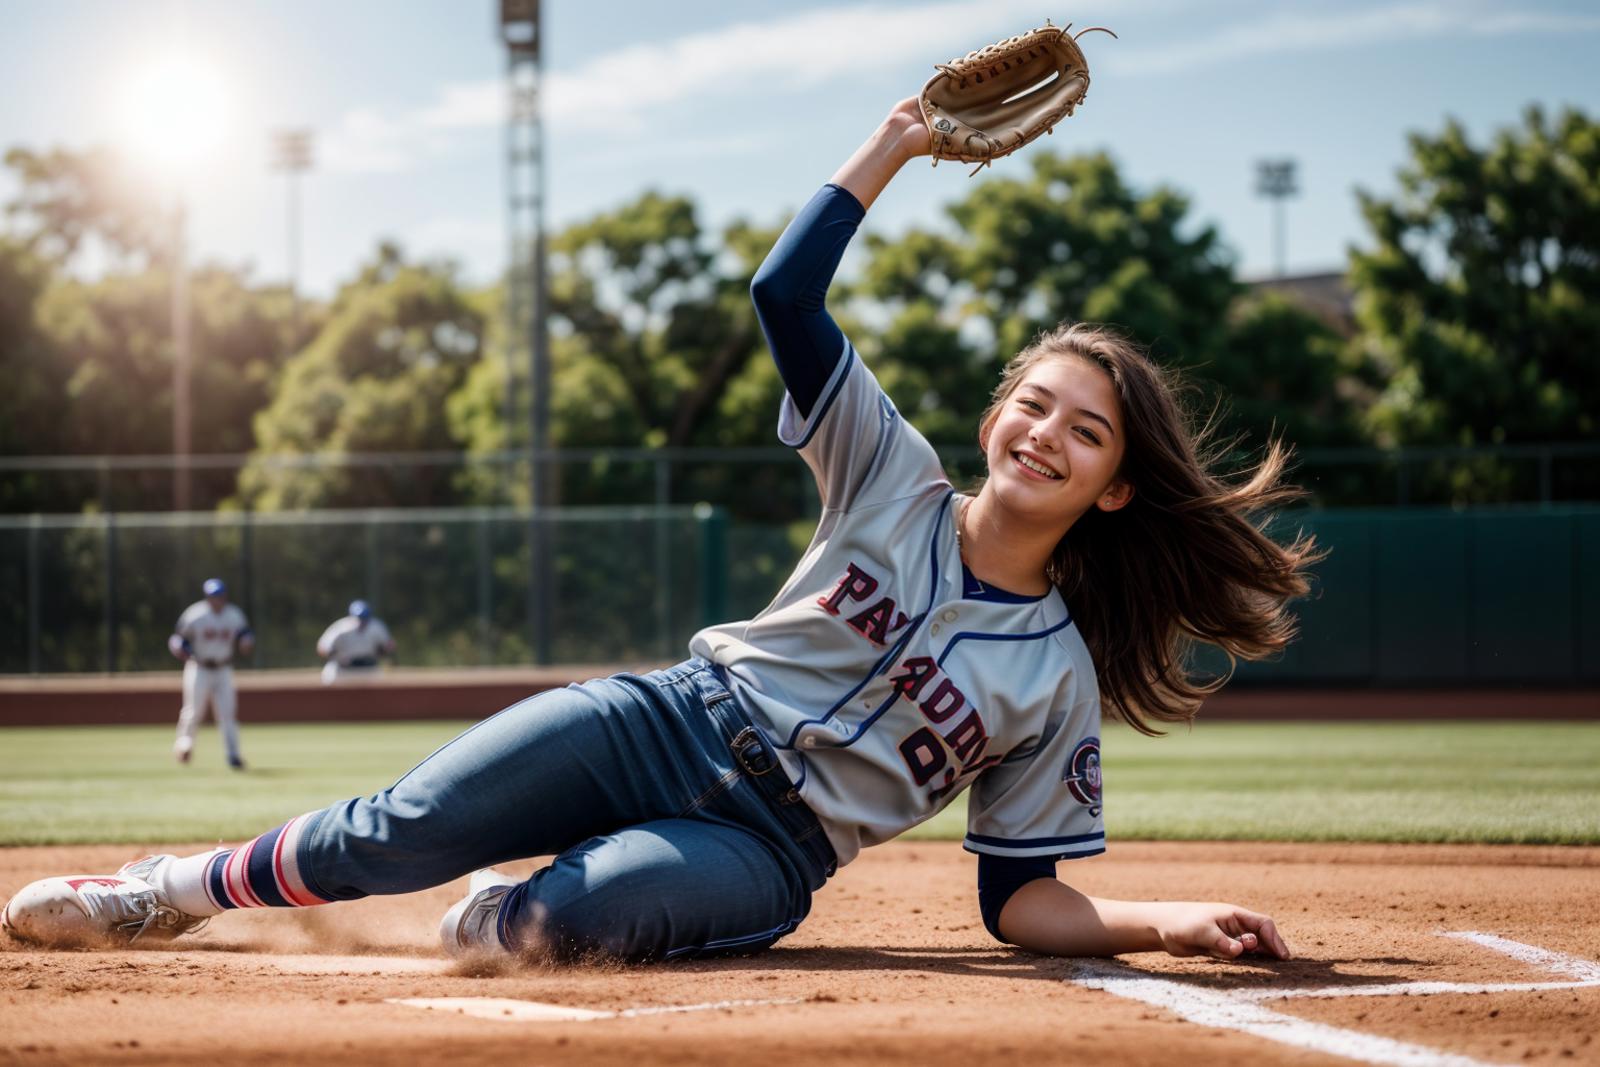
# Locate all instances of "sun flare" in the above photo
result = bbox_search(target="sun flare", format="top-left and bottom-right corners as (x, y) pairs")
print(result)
(116, 53), (228, 172)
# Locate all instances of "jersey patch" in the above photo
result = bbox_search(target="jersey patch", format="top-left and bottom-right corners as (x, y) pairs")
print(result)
(1062, 735), (1101, 816)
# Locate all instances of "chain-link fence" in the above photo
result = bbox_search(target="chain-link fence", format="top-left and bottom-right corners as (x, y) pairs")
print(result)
(3, 502), (1596, 684)
(2, 442), (1596, 517)
(0, 506), (747, 674)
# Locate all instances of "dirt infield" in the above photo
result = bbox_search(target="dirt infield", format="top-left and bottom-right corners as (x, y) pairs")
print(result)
(3, 841), (1597, 1066)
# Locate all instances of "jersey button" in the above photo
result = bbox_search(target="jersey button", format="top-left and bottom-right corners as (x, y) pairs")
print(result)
(941, 609), (958, 623)
(929, 624), (941, 635)
(802, 737), (817, 749)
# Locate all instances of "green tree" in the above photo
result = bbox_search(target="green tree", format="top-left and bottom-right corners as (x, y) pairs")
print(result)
(0, 239), (73, 508)
(22, 264), (298, 513)
(1350, 106), (1600, 446)
(3, 144), (306, 511)
(1213, 293), (1370, 449)
(854, 151), (1367, 457)
(238, 243), (484, 509)
(3, 146), (170, 268)
(449, 195), (782, 508)
(547, 191), (768, 449)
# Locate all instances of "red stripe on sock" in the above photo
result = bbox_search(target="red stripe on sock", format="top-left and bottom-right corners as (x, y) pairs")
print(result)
(228, 839), (267, 909)
(222, 844), (249, 908)
(272, 816), (320, 907)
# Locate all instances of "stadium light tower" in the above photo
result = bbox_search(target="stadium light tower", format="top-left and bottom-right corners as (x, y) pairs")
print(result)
(500, 0), (553, 664)
(270, 129), (315, 347)
(1255, 159), (1299, 279)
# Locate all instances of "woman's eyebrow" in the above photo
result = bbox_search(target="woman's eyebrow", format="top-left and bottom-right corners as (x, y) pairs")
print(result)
(1022, 383), (1116, 437)
(1076, 408), (1116, 437)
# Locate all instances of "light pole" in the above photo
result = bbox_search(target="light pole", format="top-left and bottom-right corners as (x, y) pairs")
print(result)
(1255, 159), (1298, 279)
(170, 199), (192, 512)
(118, 52), (226, 513)
(270, 129), (314, 348)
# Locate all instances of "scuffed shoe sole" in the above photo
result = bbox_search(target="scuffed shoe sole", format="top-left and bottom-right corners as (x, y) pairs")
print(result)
(2, 873), (205, 948)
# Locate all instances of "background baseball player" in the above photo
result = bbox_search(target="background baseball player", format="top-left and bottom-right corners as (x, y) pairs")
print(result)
(316, 600), (396, 684)
(3, 95), (1311, 966)
(167, 578), (253, 770)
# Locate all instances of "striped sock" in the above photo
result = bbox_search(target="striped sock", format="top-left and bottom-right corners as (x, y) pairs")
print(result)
(205, 812), (330, 910)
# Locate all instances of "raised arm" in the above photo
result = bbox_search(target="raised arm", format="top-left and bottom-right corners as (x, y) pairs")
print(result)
(828, 97), (930, 211)
(751, 100), (931, 418)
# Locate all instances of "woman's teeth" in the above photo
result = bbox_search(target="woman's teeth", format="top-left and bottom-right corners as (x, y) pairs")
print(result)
(1015, 453), (1061, 479)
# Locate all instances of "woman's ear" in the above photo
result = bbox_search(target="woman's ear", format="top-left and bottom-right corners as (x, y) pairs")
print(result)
(1097, 479), (1134, 512)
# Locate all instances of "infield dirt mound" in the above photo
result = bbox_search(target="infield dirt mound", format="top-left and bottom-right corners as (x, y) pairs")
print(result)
(3, 841), (1597, 1066)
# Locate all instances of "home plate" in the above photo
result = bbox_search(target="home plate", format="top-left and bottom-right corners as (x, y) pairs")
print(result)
(389, 996), (802, 1023)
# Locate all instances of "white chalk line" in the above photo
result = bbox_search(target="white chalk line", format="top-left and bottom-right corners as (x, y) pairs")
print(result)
(1444, 931), (1600, 982)
(1247, 933), (1600, 1001)
(1068, 932), (1600, 1067)
(1243, 978), (1598, 1001)
(387, 995), (803, 1024)
(1072, 965), (1503, 1067)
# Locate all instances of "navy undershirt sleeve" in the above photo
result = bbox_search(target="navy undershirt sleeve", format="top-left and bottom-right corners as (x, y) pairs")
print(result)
(749, 183), (866, 419)
(977, 853), (1058, 944)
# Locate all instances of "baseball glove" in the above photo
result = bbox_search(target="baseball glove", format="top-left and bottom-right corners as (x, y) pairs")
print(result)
(919, 20), (1116, 175)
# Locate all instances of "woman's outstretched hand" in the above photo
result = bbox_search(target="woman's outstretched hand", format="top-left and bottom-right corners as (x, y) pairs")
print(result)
(1156, 902), (1294, 961)
(884, 96), (932, 160)
(829, 98), (931, 211)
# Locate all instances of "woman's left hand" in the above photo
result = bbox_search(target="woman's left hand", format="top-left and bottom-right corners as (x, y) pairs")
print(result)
(1155, 902), (1293, 961)
(882, 96), (932, 160)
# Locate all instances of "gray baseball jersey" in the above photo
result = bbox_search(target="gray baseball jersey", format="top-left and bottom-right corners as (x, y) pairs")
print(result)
(317, 617), (393, 665)
(173, 601), (251, 666)
(690, 347), (1104, 868)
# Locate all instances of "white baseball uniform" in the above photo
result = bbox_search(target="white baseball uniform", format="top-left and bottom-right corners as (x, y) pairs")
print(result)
(691, 347), (1104, 869)
(317, 616), (394, 684)
(169, 600), (252, 762)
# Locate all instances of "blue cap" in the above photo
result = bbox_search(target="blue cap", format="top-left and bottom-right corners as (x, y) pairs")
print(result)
(202, 578), (227, 597)
(349, 600), (372, 620)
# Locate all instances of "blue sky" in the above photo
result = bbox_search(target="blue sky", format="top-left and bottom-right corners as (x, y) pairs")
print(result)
(3, 0), (1597, 297)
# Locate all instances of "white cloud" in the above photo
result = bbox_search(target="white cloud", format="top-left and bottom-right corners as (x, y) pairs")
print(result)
(416, 82), (503, 129)
(316, 0), (1066, 171)
(320, 107), (450, 174)
(568, 131), (778, 172)
(540, 0), (1054, 131)
(316, 0), (1599, 173)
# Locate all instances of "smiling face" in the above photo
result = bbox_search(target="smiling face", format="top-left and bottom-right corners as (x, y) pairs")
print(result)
(978, 353), (1134, 532)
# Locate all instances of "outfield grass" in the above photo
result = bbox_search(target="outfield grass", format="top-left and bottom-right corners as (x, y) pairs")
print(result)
(0, 720), (1596, 847)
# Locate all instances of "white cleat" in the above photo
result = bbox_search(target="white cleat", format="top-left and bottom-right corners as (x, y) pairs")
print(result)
(438, 868), (521, 959)
(2, 855), (207, 948)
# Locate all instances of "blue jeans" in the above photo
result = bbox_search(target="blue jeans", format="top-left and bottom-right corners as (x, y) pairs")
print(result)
(295, 659), (836, 961)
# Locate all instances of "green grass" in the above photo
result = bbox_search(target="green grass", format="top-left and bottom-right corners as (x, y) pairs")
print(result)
(1, 721), (1597, 847)
(905, 721), (1600, 846)
(0, 722), (464, 846)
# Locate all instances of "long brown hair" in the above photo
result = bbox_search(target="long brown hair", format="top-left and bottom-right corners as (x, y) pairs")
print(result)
(977, 323), (1321, 735)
